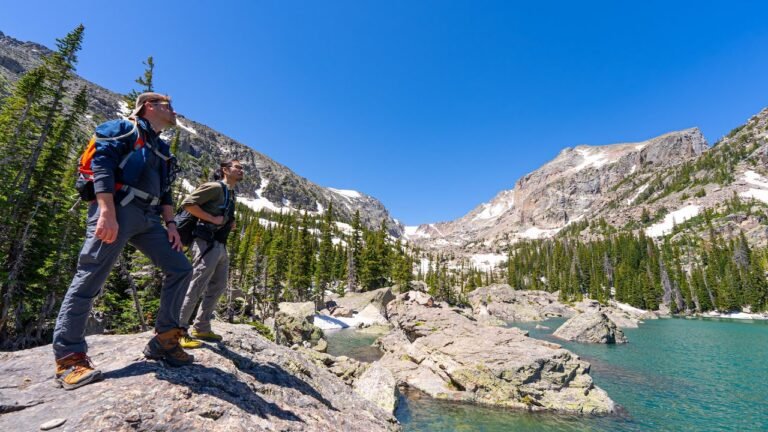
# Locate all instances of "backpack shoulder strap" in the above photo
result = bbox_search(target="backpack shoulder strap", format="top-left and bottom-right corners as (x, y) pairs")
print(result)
(217, 181), (230, 209)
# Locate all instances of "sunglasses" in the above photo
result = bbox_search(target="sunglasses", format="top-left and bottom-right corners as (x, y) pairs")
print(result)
(150, 100), (174, 111)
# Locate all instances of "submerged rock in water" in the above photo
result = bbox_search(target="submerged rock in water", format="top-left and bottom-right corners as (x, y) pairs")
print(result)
(467, 284), (576, 322)
(375, 291), (616, 415)
(553, 312), (628, 344)
(0, 322), (399, 432)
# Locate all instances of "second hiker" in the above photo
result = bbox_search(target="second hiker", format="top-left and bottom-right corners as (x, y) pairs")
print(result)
(178, 159), (243, 347)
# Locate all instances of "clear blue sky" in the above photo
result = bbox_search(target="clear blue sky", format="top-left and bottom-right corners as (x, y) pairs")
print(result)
(3, 1), (768, 225)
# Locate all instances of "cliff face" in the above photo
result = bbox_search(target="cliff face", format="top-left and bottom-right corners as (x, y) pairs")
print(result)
(407, 128), (709, 250)
(0, 31), (402, 235)
(0, 322), (399, 431)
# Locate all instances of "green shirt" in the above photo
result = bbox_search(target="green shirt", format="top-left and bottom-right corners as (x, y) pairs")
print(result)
(182, 181), (235, 223)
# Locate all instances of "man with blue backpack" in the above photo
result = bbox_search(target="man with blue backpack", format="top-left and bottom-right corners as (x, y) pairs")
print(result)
(176, 159), (242, 348)
(53, 92), (194, 390)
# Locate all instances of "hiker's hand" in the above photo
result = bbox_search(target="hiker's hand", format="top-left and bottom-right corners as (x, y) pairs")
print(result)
(210, 215), (225, 225)
(167, 224), (182, 252)
(95, 213), (119, 244)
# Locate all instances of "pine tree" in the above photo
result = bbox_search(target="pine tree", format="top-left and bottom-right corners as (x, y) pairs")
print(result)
(314, 202), (334, 309)
(123, 56), (155, 109)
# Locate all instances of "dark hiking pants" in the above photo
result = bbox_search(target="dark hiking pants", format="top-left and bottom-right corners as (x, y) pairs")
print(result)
(52, 201), (192, 359)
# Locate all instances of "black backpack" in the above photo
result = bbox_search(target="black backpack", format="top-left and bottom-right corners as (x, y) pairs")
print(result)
(174, 181), (235, 247)
(174, 209), (199, 247)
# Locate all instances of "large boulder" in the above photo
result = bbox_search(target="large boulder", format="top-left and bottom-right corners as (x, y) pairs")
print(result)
(353, 363), (399, 415)
(375, 291), (615, 414)
(299, 349), (369, 386)
(0, 322), (400, 431)
(467, 284), (576, 322)
(355, 303), (390, 327)
(278, 301), (316, 322)
(330, 287), (396, 318)
(553, 312), (628, 344)
(275, 312), (324, 348)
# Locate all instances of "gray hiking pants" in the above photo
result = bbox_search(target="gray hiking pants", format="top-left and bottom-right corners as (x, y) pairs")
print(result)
(179, 238), (229, 333)
(52, 201), (192, 359)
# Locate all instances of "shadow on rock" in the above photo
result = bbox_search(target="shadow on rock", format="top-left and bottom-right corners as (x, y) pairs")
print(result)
(103, 358), (304, 422)
(209, 344), (338, 411)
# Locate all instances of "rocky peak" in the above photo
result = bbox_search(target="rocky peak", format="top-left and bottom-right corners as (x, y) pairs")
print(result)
(406, 128), (710, 251)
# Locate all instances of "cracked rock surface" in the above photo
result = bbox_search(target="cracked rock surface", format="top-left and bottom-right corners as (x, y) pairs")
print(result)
(0, 322), (399, 431)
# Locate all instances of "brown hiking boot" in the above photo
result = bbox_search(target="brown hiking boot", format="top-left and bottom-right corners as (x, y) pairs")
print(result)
(143, 328), (194, 367)
(55, 352), (103, 390)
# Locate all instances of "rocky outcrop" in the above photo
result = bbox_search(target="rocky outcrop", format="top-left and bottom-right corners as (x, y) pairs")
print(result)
(299, 349), (399, 415)
(375, 291), (615, 414)
(467, 284), (576, 322)
(0, 322), (399, 431)
(553, 312), (628, 344)
(574, 299), (658, 328)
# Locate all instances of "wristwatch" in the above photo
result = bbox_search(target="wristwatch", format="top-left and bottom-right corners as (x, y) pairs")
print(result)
(165, 220), (177, 227)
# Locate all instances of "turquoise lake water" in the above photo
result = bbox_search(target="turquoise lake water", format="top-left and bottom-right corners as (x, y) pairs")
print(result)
(326, 317), (768, 431)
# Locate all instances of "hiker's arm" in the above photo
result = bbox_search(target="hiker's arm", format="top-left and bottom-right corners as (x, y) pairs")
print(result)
(161, 204), (182, 252)
(183, 204), (225, 226)
(95, 192), (119, 244)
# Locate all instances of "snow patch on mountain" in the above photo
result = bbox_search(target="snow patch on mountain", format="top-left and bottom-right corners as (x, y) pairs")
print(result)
(743, 170), (768, 189)
(738, 171), (768, 204)
(572, 148), (611, 172)
(519, 226), (561, 239)
(240, 179), (281, 212)
(627, 183), (649, 204)
(470, 253), (507, 271)
(334, 221), (354, 235)
(740, 189), (768, 205)
(645, 205), (700, 237)
(473, 198), (515, 221)
(404, 226), (422, 238)
(116, 100), (130, 118)
(329, 188), (363, 199)
(175, 119), (197, 135)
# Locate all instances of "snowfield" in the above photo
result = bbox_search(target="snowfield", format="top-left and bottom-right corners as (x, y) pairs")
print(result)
(645, 205), (700, 237)
(473, 198), (514, 221)
(740, 170), (768, 204)
(470, 253), (507, 271)
(519, 226), (561, 239)
(329, 187), (363, 199)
